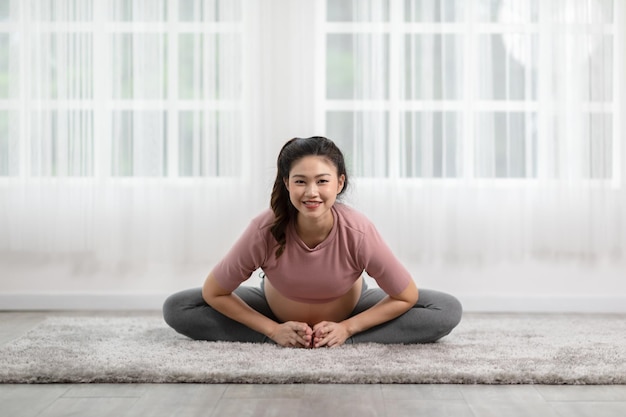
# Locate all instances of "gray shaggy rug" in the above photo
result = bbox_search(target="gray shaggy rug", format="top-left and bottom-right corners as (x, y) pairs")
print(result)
(1, 313), (625, 384)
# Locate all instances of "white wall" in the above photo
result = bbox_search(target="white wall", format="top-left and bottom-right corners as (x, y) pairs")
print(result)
(1, 257), (626, 312)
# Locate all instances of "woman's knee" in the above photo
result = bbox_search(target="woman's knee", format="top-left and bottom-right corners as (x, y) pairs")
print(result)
(162, 292), (182, 329)
(445, 293), (463, 327)
(436, 292), (463, 338)
(415, 289), (463, 342)
(162, 288), (203, 329)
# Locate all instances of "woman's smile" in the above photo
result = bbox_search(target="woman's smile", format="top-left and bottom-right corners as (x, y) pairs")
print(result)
(303, 200), (322, 209)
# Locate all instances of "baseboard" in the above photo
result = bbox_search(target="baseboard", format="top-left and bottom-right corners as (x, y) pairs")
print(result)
(1, 292), (626, 313)
(460, 295), (626, 313)
(0, 293), (168, 311)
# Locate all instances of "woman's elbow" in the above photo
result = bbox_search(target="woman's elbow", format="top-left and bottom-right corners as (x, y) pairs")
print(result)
(201, 284), (213, 305)
(202, 273), (228, 304)
(403, 280), (419, 306)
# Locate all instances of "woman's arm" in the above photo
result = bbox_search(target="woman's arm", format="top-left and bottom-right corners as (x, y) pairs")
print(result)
(312, 280), (419, 348)
(202, 273), (313, 347)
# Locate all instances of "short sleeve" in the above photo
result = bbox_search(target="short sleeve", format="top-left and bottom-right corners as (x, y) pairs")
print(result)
(359, 222), (413, 296)
(210, 217), (270, 292)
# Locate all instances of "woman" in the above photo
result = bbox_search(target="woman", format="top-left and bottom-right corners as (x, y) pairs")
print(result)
(163, 136), (462, 348)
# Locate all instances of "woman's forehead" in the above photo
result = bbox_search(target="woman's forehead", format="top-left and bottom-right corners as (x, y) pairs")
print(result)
(289, 156), (337, 174)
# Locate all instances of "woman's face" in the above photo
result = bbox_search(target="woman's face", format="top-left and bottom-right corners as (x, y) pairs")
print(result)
(284, 155), (345, 226)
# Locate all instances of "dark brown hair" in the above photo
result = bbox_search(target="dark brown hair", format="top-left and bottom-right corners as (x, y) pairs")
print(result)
(270, 136), (349, 258)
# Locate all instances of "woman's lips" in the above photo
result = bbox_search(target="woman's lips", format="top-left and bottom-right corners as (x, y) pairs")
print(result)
(303, 201), (321, 209)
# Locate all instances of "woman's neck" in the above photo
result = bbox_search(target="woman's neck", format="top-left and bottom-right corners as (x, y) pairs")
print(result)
(295, 211), (334, 248)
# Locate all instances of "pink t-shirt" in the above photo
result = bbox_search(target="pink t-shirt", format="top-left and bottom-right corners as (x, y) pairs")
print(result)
(211, 203), (412, 304)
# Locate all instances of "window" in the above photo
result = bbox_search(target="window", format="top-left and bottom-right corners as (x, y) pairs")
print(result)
(0, 0), (243, 178)
(322, 0), (619, 181)
(1, 0), (620, 182)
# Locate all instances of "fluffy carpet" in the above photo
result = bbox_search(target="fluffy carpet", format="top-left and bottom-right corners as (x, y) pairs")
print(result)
(1, 313), (625, 384)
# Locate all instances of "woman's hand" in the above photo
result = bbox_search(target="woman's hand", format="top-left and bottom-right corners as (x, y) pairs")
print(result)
(269, 321), (313, 348)
(312, 321), (352, 348)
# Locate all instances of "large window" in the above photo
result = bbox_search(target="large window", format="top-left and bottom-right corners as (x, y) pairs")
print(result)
(2, 0), (619, 182)
(323, 0), (619, 181)
(0, 0), (242, 179)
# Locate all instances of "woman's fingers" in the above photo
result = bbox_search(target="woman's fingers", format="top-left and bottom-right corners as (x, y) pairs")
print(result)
(312, 321), (349, 348)
(281, 322), (313, 348)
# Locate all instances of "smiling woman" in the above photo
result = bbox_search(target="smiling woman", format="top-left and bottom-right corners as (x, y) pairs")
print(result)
(163, 136), (463, 348)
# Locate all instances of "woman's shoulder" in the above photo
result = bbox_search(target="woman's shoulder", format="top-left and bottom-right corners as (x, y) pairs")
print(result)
(334, 203), (375, 233)
(249, 208), (275, 230)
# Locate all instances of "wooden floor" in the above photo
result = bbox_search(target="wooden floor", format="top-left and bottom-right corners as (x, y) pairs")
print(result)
(2, 311), (626, 417)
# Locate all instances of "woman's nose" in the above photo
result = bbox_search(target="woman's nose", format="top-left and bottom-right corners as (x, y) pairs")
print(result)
(305, 183), (318, 196)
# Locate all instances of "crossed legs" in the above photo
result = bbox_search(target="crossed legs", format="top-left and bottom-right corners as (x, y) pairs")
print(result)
(162, 282), (462, 344)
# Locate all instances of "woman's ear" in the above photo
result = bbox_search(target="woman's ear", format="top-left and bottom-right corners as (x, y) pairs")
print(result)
(337, 174), (345, 193)
(283, 177), (289, 191)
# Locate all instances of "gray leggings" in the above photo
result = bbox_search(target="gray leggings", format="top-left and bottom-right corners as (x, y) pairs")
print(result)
(162, 280), (462, 344)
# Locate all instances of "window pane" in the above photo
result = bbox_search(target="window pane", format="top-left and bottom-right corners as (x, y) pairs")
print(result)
(111, 34), (167, 99)
(179, 33), (241, 100)
(584, 113), (613, 179)
(30, 33), (93, 99)
(179, 110), (242, 177)
(475, 112), (537, 178)
(404, 0), (464, 22)
(30, 110), (94, 176)
(0, 110), (19, 176)
(109, 0), (166, 21)
(111, 111), (167, 177)
(327, 0), (389, 22)
(179, 34), (202, 99)
(327, 111), (389, 177)
(0, 0), (16, 21)
(404, 34), (463, 100)
(0, 111), (8, 175)
(553, 113), (612, 179)
(0, 33), (13, 98)
(178, 0), (241, 21)
(476, 0), (538, 23)
(552, 34), (612, 103)
(552, 0), (613, 24)
(478, 34), (537, 100)
(586, 36), (613, 102)
(31, 0), (93, 21)
(327, 34), (389, 100)
(402, 112), (462, 178)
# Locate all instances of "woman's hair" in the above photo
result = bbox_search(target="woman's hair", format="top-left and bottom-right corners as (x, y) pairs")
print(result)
(270, 136), (349, 258)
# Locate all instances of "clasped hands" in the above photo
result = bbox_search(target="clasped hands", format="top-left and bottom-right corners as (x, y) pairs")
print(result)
(269, 321), (351, 348)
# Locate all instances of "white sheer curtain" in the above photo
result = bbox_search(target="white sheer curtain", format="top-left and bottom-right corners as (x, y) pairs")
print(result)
(0, 0), (624, 305)
(324, 0), (625, 268)
(0, 0), (259, 293)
